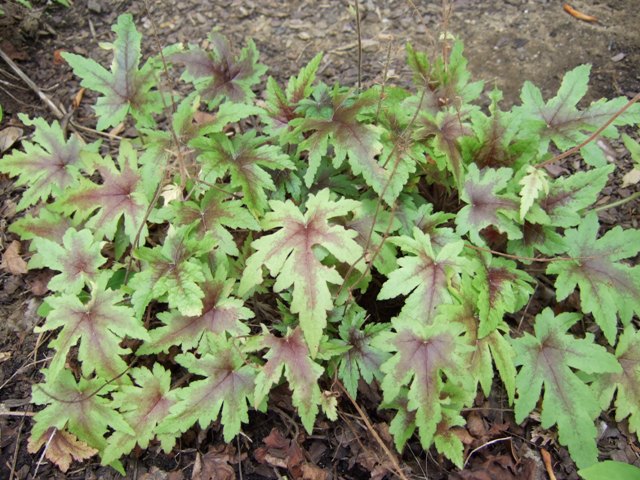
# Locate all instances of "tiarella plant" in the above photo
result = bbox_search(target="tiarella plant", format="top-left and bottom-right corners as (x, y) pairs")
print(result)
(3, 13), (640, 474)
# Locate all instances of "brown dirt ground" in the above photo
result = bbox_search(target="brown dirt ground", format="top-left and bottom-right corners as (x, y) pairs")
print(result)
(0, 0), (639, 479)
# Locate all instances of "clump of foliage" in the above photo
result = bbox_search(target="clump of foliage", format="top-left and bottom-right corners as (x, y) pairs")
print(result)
(3, 13), (640, 475)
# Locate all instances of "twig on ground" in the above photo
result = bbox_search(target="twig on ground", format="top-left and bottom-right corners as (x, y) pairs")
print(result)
(463, 436), (512, 469)
(0, 46), (66, 119)
(335, 380), (410, 480)
(540, 448), (558, 480)
(353, 0), (362, 91)
(8, 410), (27, 480)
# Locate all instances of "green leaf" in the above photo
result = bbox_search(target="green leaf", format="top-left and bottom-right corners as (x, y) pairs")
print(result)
(103, 364), (179, 464)
(54, 140), (155, 243)
(297, 91), (398, 204)
(36, 274), (149, 380)
(517, 65), (640, 160)
(378, 228), (467, 325)
(195, 130), (294, 214)
(512, 308), (621, 468)
(342, 198), (400, 275)
(239, 189), (363, 355)
(138, 269), (252, 355)
(416, 109), (472, 189)
(61, 14), (161, 130)
(376, 318), (472, 453)
(131, 225), (214, 317)
(336, 306), (390, 399)
(155, 334), (256, 443)
(436, 276), (516, 404)
(0, 115), (100, 210)
(8, 207), (73, 243)
(254, 327), (324, 433)
(540, 165), (614, 227)
(29, 228), (106, 294)
(456, 164), (521, 245)
(592, 326), (640, 436)
(31, 369), (133, 455)
(518, 165), (549, 220)
(579, 461), (640, 480)
(547, 212), (640, 344)
(471, 254), (534, 338)
(172, 33), (266, 106)
(169, 188), (260, 256)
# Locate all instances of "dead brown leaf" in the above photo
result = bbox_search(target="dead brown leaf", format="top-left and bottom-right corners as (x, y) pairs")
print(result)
(1, 240), (28, 275)
(0, 127), (23, 153)
(192, 447), (236, 480)
(27, 428), (97, 473)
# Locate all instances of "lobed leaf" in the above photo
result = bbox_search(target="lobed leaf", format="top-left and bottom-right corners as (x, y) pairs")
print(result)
(254, 328), (324, 433)
(155, 334), (256, 443)
(239, 189), (363, 355)
(547, 213), (640, 344)
(0, 116), (100, 210)
(37, 274), (149, 381)
(512, 308), (621, 468)
(62, 14), (161, 130)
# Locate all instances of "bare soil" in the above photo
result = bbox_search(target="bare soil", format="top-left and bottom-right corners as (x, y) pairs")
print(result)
(0, 1), (639, 479)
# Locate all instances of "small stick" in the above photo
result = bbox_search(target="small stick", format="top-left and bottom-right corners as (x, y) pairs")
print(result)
(335, 380), (409, 480)
(0, 46), (65, 119)
(463, 436), (512, 469)
(540, 448), (558, 480)
(354, 0), (362, 91)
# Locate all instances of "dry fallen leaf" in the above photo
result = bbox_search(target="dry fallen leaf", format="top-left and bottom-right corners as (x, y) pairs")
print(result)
(1, 240), (28, 275)
(192, 445), (237, 480)
(622, 168), (640, 188)
(27, 428), (98, 473)
(0, 127), (23, 153)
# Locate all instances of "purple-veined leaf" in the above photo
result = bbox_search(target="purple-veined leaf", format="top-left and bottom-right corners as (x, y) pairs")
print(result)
(172, 32), (267, 105)
(471, 253), (534, 338)
(255, 327), (324, 433)
(239, 189), (363, 355)
(512, 308), (621, 469)
(0, 115), (100, 210)
(507, 221), (566, 259)
(378, 228), (467, 325)
(37, 273), (149, 381)
(62, 14), (162, 130)
(138, 268), (252, 355)
(341, 199), (400, 275)
(455, 164), (521, 245)
(297, 91), (397, 204)
(102, 364), (179, 464)
(155, 334), (256, 443)
(29, 228), (106, 294)
(416, 110), (472, 188)
(375, 318), (472, 452)
(131, 225), (215, 317)
(592, 326), (640, 436)
(54, 140), (154, 243)
(517, 64), (640, 163)
(31, 369), (133, 455)
(436, 275), (516, 403)
(194, 131), (294, 214)
(547, 212), (640, 344)
(264, 53), (323, 140)
(169, 188), (260, 256)
(336, 306), (390, 399)
(9, 207), (73, 243)
(540, 165), (614, 228)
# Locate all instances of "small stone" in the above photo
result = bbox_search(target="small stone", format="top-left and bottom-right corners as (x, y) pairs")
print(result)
(87, 0), (102, 13)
